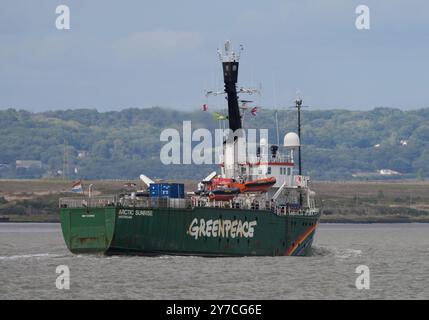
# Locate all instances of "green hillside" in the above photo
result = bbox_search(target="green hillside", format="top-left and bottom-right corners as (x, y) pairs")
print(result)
(0, 107), (428, 180)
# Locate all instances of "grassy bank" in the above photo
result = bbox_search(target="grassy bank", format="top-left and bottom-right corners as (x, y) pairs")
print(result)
(313, 180), (429, 222)
(1, 179), (429, 223)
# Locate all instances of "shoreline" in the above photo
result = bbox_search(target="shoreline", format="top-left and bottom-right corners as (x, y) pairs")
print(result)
(1, 179), (429, 224)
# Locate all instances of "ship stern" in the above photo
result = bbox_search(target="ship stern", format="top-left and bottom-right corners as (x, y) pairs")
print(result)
(59, 207), (116, 254)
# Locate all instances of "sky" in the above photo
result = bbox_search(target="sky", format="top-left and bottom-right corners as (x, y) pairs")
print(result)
(0, 0), (428, 112)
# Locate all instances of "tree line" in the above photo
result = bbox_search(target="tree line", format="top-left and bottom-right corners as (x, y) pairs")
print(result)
(0, 107), (428, 181)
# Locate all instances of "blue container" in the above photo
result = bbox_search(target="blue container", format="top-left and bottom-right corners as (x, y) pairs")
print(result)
(149, 183), (159, 197)
(170, 183), (185, 199)
(149, 183), (184, 198)
(149, 183), (168, 197)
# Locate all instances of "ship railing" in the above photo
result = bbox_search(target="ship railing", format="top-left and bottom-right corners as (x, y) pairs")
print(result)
(191, 196), (270, 210)
(246, 154), (292, 165)
(60, 195), (319, 215)
(269, 155), (293, 163)
(59, 195), (193, 209)
(59, 196), (117, 208)
(118, 197), (192, 209)
(274, 205), (320, 217)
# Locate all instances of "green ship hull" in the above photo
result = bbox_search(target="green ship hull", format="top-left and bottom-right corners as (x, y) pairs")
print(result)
(60, 206), (320, 257)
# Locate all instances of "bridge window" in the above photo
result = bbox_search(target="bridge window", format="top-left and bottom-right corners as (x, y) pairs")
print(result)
(267, 167), (271, 174)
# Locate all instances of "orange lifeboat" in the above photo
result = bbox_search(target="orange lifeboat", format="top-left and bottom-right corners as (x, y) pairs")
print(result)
(203, 176), (275, 196)
(229, 181), (247, 193)
(208, 186), (241, 201)
(210, 177), (234, 188)
(243, 177), (276, 192)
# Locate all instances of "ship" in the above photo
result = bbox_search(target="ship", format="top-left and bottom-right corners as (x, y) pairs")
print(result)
(59, 41), (321, 257)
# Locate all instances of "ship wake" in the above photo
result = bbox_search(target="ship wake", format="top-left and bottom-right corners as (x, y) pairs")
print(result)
(310, 246), (362, 259)
(0, 253), (66, 261)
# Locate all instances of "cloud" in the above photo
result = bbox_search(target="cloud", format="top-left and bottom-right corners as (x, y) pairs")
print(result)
(112, 30), (202, 61)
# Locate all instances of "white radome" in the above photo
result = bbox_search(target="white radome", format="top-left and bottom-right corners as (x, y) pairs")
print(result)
(284, 132), (300, 148)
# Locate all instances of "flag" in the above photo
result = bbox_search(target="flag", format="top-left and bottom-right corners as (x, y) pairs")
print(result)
(202, 104), (208, 111)
(294, 175), (307, 187)
(71, 180), (83, 193)
(251, 107), (258, 116)
(240, 100), (253, 110)
(212, 112), (228, 121)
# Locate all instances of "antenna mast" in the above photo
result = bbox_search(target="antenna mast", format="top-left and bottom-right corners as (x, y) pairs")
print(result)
(273, 81), (280, 146)
(217, 40), (242, 132)
(275, 110), (280, 146)
(63, 139), (69, 180)
(295, 97), (303, 176)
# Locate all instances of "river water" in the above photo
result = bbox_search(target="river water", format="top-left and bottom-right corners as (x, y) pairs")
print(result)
(0, 223), (427, 300)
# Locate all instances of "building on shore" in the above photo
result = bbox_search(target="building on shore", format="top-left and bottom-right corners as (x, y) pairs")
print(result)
(15, 160), (42, 169)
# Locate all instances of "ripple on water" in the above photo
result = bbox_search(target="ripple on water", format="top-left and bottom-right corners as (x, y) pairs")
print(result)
(0, 253), (67, 261)
(1, 223), (428, 300)
(310, 246), (362, 259)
